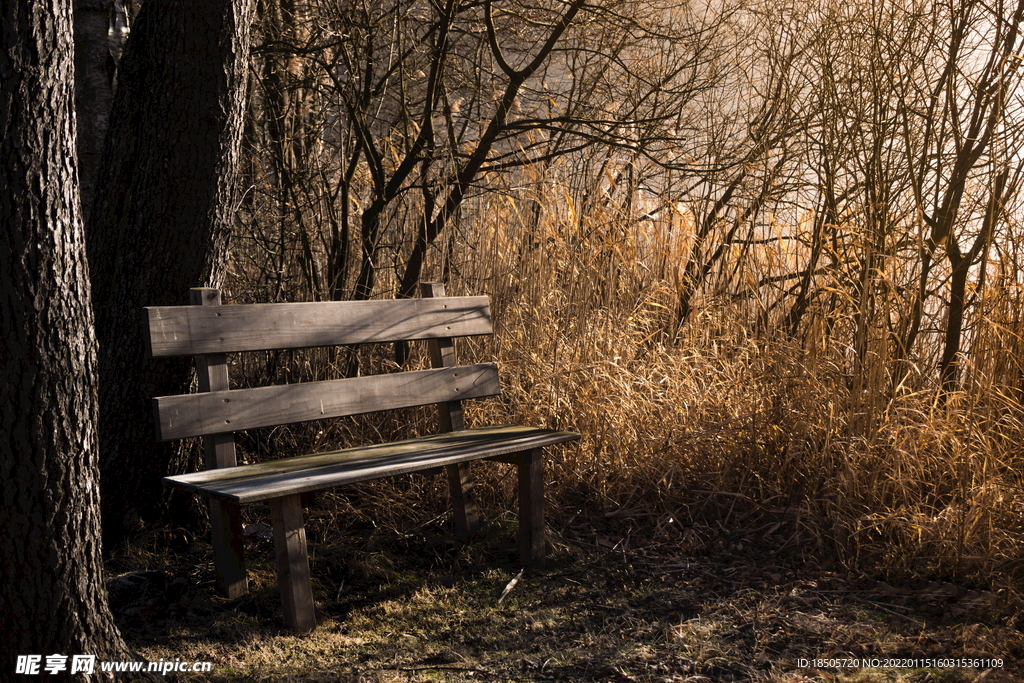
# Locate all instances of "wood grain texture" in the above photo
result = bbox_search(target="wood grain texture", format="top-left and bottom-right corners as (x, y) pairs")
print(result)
(153, 363), (500, 441)
(269, 495), (315, 632)
(163, 425), (580, 504)
(145, 296), (492, 357)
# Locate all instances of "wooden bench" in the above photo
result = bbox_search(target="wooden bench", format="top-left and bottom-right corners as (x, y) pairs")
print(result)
(148, 284), (579, 631)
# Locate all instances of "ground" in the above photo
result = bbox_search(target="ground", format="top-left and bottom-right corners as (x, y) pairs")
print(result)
(106, 496), (1024, 682)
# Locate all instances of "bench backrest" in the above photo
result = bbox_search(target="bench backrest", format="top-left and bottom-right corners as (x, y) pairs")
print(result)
(146, 297), (492, 356)
(145, 285), (497, 446)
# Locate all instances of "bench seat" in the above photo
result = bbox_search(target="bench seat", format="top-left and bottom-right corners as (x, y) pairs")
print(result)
(164, 425), (579, 504)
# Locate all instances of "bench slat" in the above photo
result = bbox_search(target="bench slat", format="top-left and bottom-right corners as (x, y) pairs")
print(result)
(163, 425), (580, 504)
(146, 296), (492, 357)
(153, 363), (500, 441)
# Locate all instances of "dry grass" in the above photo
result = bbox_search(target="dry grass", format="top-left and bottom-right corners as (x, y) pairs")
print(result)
(130, 159), (1024, 678)
(223, 163), (1024, 584)
(392, 182), (1024, 586)
(109, 514), (1024, 681)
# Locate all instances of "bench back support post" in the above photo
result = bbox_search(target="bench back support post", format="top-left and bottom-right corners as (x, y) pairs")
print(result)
(190, 287), (248, 599)
(421, 282), (479, 537)
(419, 282), (466, 432)
(191, 288), (239, 469)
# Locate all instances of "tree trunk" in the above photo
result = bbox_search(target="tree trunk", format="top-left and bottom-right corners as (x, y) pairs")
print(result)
(87, 0), (256, 546)
(0, 0), (132, 668)
(74, 0), (130, 218)
(939, 256), (970, 391)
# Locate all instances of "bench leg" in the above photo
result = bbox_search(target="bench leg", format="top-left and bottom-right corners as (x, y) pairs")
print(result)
(446, 462), (479, 539)
(209, 499), (248, 599)
(517, 448), (546, 566)
(269, 495), (316, 632)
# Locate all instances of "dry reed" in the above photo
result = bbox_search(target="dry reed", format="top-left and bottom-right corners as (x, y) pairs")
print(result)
(224, 160), (1024, 586)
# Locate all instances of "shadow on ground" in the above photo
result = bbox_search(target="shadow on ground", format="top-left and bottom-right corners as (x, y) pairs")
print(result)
(106, 509), (1024, 682)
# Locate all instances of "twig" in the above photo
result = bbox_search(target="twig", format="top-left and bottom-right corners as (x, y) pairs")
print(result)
(498, 569), (524, 604)
(849, 596), (924, 627)
(379, 666), (492, 674)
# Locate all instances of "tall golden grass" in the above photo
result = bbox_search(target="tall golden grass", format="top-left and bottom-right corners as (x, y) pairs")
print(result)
(227, 160), (1024, 585)
(413, 173), (1024, 581)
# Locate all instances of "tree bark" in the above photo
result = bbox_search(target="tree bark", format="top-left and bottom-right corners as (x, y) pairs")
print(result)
(0, 0), (132, 668)
(87, 0), (256, 545)
(74, 0), (129, 217)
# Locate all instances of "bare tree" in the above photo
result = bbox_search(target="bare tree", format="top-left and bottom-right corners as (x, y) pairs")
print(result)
(243, 0), (734, 310)
(898, 0), (1024, 390)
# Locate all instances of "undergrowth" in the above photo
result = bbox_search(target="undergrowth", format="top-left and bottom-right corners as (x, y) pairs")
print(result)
(218, 175), (1024, 588)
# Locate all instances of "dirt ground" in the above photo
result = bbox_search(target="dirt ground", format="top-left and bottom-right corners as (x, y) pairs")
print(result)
(107, 507), (1024, 682)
